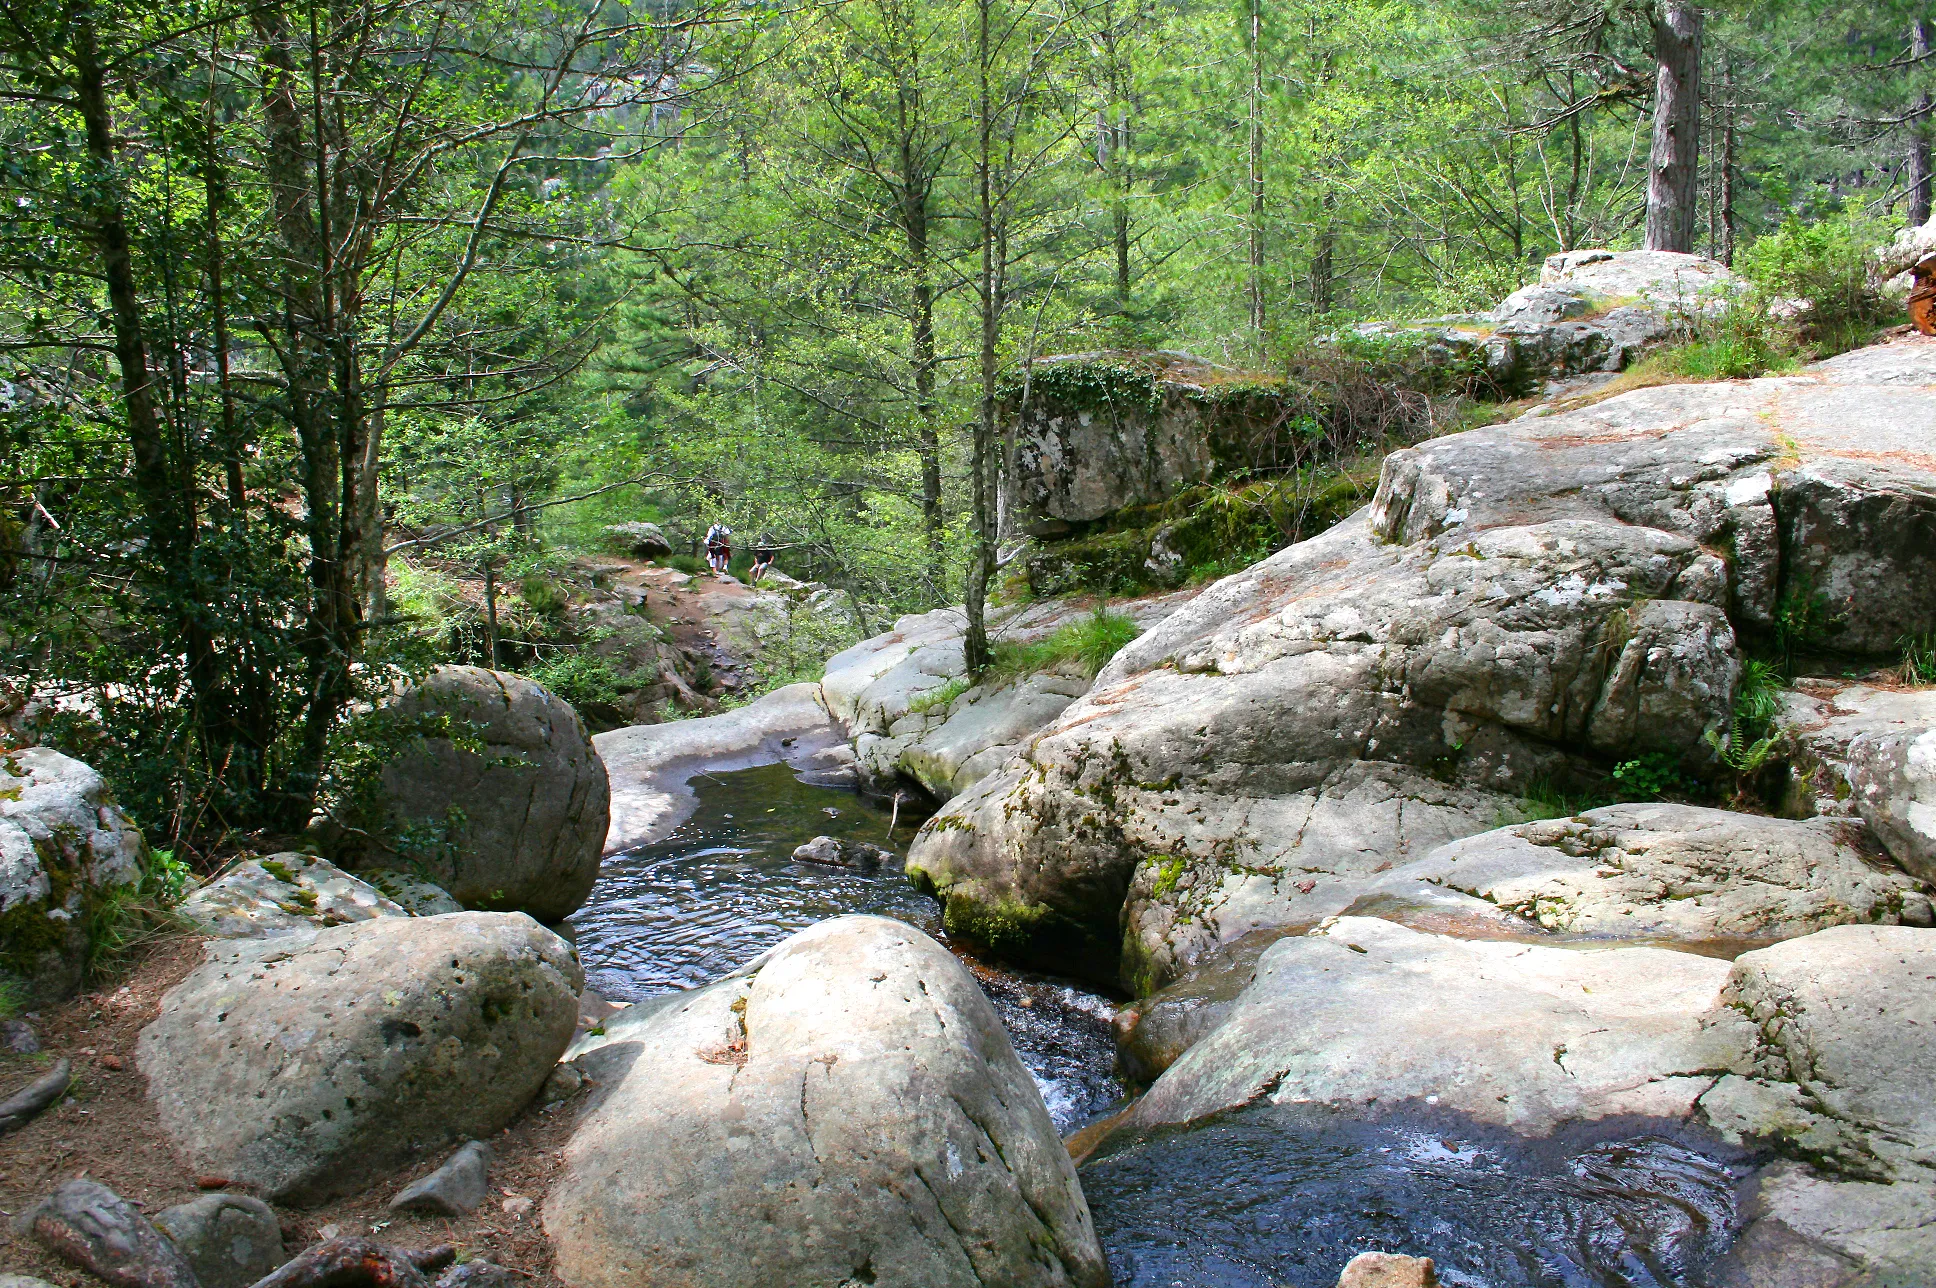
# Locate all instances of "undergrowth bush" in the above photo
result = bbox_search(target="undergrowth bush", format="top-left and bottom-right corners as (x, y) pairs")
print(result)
(1898, 633), (1936, 686)
(1736, 213), (1893, 356)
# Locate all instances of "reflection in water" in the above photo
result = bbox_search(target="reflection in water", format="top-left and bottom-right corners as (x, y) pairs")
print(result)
(1081, 1103), (1747, 1288)
(568, 761), (1126, 1133)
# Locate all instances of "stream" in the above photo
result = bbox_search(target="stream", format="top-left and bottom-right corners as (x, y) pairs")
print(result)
(568, 761), (1752, 1288)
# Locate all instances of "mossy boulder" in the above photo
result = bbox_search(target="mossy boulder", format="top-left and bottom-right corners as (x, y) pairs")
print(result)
(0, 747), (147, 1003)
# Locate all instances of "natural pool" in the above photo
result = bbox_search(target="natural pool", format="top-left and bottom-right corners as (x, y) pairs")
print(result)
(568, 760), (1751, 1287)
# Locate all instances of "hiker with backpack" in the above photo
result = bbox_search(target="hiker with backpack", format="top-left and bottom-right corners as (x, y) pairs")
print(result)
(705, 521), (732, 576)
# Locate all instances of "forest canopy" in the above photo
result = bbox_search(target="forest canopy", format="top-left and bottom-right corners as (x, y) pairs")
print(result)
(1, 0), (1927, 851)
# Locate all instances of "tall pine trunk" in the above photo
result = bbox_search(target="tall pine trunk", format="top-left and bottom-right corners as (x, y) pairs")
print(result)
(1912, 19), (1932, 227)
(1644, 2), (1702, 253)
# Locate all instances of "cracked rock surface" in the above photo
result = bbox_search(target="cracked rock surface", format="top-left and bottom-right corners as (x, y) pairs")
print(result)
(136, 911), (581, 1205)
(365, 666), (609, 921)
(180, 851), (408, 939)
(544, 915), (1109, 1288)
(1386, 803), (1932, 947)
(907, 337), (1936, 995)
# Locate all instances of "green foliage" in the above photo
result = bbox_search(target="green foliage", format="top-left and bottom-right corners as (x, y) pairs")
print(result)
(1736, 214), (1893, 355)
(1776, 575), (1846, 667)
(1899, 633), (1936, 687)
(0, 974), (25, 1020)
(1706, 660), (1788, 781)
(667, 554), (708, 576)
(1502, 779), (1610, 824)
(523, 653), (639, 712)
(989, 608), (1139, 681)
(1610, 752), (1695, 800)
(1644, 298), (1799, 381)
(315, 704), (487, 859)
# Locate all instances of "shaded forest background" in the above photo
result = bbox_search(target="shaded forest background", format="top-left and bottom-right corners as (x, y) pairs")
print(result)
(1, 0), (1927, 853)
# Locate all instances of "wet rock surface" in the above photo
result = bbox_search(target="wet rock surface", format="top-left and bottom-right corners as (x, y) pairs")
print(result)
(367, 666), (610, 920)
(546, 915), (1110, 1288)
(137, 911), (581, 1204)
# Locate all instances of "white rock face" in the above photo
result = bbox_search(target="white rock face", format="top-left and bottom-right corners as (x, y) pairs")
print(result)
(137, 911), (581, 1204)
(908, 338), (1936, 994)
(1127, 917), (1749, 1136)
(1770, 680), (1936, 882)
(0, 747), (146, 1002)
(1388, 804), (1931, 946)
(544, 916), (1110, 1288)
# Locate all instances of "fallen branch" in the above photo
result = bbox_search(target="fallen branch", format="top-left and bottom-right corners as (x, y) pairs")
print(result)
(248, 1238), (456, 1288)
(0, 1058), (71, 1134)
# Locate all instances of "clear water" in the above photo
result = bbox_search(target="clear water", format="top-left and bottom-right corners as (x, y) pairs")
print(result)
(567, 761), (1127, 1133)
(570, 763), (1751, 1285)
(1081, 1103), (1748, 1288)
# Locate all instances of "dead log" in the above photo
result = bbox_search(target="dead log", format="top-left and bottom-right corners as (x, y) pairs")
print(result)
(247, 1238), (455, 1288)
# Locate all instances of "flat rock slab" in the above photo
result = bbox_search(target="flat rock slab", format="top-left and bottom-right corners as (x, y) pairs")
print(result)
(545, 915), (1109, 1288)
(138, 911), (580, 1204)
(1127, 917), (1750, 1138)
(181, 852), (406, 939)
(1388, 803), (1931, 949)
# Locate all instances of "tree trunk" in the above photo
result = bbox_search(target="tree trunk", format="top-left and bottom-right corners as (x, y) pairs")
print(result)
(1644, 2), (1702, 253)
(1912, 19), (1932, 227)
(1719, 58), (1737, 265)
(963, 0), (999, 676)
(483, 560), (500, 667)
(899, 140), (946, 606)
(1247, 0), (1265, 336)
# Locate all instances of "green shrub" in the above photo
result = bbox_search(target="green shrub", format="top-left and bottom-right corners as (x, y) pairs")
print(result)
(668, 553), (707, 576)
(1736, 214), (1892, 356)
(1610, 751), (1694, 799)
(524, 652), (637, 710)
(1650, 297), (1798, 381)
(519, 574), (569, 615)
(990, 608), (1139, 681)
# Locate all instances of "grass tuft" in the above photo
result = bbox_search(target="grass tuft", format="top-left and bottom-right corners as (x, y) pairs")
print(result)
(989, 608), (1139, 682)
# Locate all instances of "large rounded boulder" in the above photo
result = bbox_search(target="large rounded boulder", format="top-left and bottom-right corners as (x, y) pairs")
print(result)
(373, 666), (609, 920)
(136, 911), (581, 1204)
(1, 747), (147, 1003)
(545, 915), (1111, 1288)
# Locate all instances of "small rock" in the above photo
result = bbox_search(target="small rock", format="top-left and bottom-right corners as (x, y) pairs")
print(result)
(152, 1194), (285, 1288)
(435, 1262), (520, 1288)
(1337, 1252), (1439, 1288)
(499, 1195), (534, 1219)
(16, 1179), (198, 1288)
(540, 1062), (585, 1104)
(0, 1275), (64, 1288)
(1, 1019), (39, 1054)
(101, 1053), (124, 1071)
(790, 835), (890, 872)
(390, 1141), (493, 1217)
